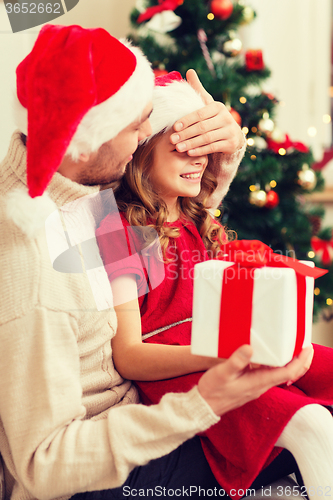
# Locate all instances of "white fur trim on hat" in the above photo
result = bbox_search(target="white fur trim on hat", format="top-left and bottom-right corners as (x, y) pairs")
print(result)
(6, 187), (58, 239)
(143, 79), (206, 143)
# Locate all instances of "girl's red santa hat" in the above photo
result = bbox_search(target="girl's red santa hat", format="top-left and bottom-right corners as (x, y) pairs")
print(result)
(143, 71), (206, 142)
(15, 24), (154, 198)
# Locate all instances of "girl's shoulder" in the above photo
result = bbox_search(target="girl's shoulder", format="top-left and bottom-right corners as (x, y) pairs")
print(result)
(97, 210), (130, 235)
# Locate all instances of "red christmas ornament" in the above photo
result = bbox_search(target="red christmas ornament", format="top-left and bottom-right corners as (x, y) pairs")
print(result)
(229, 107), (242, 126)
(263, 92), (276, 102)
(265, 190), (280, 209)
(311, 235), (333, 266)
(245, 49), (264, 71)
(210, 0), (233, 20)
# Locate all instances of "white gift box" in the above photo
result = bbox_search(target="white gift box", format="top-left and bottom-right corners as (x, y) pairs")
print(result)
(191, 260), (315, 366)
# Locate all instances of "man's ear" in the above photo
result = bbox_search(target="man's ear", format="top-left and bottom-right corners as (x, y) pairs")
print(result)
(79, 152), (90, 162)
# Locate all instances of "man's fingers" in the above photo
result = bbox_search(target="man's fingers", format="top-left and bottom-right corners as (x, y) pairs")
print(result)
(284, 345), (314, 385)
(186, 69), (214, 105)
(172, 101), (223, 134)
(175, 136), (240, 157)
(174, 130), (223, 154)
(198, 345), (314, 417)
(171, 113), (224, 145)
(172, 73), (245, 156)
(221, 345), (253, 378)
(261, 345), (314, 389)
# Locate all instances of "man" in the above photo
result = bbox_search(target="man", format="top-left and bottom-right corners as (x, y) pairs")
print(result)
(0, 24), (312, 500)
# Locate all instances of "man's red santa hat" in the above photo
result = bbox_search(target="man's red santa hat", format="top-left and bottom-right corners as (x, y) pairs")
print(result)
(15, 24), (154, 198)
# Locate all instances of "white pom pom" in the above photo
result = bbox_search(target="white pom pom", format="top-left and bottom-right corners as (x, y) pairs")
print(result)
(6, 188), (58, 239)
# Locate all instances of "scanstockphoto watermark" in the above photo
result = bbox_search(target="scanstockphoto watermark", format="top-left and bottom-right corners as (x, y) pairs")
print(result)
(122, 484), (332, 498)
(45, 189), (165, 311)
(122, 485), (257, 497)
(4, 0), (80, 33)
(162, 245), (298, 282)
(44, 189), (301, 310)
(194, 262), (297, 284)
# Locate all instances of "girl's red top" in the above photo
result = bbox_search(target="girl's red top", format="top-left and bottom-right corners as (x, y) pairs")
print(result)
(97, 210), (333, 498)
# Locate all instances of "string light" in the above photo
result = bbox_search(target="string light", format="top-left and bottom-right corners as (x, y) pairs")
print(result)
(262, 112), (269, 119)
(207, 13), (214, 20)
(278, 148), (286, 156)
(249, 185), (257, 192)
(308, 251), (315, 258)
(327, 298), (333, 306)
(239, 96), (247, 104)
(247, 138), (255, 146)
(270, 180), (277, 188)
(214, 209), (221, 217)
(251, 127), (257, 133)
(250, 155), (257, 160)
(242, 126), (249, 135)
(323, 114), (331, 124)
(314, 287), (320, 296)
(307, 127), (317, 137)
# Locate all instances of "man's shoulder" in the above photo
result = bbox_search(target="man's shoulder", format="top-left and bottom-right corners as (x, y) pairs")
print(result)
(0, 194), (42, 323)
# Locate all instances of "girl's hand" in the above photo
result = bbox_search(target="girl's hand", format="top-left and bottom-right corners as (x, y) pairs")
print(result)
(170, 69), (245, 157)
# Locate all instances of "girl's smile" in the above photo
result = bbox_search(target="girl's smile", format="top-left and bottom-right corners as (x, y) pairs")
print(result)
(180, 171), (203, 181)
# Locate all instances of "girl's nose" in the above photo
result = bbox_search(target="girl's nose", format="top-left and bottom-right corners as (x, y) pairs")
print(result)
(192, 154), (208, 167)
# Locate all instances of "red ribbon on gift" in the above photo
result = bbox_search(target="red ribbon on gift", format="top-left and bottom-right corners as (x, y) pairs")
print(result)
(137, 0), (180, 24)
(217, 240), (327, 360)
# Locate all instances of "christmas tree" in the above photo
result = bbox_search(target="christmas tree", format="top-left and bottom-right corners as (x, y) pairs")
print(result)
(128, 0), (333, 317)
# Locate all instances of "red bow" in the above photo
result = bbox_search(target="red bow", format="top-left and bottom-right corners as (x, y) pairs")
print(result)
(219, 239), (327, 278)
(266, 134), (309, 154)
(137, 0), (180, 24)
(217, 240), (327, 361)
(311, 235), (333, 266)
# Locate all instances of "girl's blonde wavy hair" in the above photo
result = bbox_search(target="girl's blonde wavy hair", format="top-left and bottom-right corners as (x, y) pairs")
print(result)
(112, 131), (233, 259)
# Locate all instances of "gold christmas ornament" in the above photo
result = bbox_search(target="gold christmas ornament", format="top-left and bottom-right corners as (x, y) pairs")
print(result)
(241, 5), (255, 24)
(222, 38), (242, 57)
(249, 189), (267, 207)
(297, 164), (317, 191)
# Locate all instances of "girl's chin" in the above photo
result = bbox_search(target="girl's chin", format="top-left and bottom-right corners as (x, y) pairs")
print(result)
(180, 188), (201, 198)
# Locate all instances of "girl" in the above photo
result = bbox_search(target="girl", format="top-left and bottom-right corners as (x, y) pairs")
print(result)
(97, 72), (333, 498)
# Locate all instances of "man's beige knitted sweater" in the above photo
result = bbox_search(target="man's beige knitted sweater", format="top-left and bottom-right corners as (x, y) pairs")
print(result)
(0, 132), (225, 500)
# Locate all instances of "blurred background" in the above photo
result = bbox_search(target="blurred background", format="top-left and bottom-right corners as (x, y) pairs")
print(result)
(1, 0), (332, 344)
